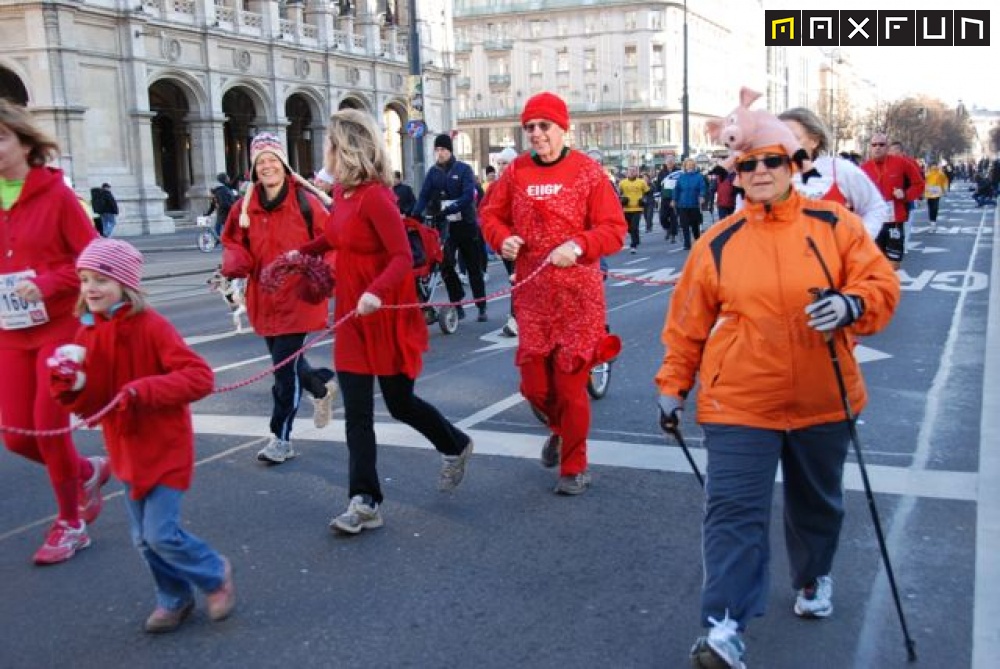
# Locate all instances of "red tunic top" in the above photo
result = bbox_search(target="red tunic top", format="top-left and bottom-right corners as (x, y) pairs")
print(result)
(301, 182), (427, 378)
(479, 150), (627, 372)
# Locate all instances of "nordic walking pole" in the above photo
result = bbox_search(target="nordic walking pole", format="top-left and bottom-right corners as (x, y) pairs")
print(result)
(806, 237), (918, 662)
(659, 411), (704, 488)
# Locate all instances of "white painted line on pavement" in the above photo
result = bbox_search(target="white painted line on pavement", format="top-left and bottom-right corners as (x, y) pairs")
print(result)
(454, 393), (525, 430)
(186, 414), (977, 502)
(973, 205), (1000, 669)
(855, 206), (993, 665)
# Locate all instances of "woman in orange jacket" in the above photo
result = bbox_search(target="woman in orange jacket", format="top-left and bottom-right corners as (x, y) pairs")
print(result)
(655, 105), (900, 669)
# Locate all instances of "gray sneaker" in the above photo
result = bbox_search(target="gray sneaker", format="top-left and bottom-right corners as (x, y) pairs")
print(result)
(794, 575), (833, 619)
(554, 471), (591, 495)
(330, 495), (384, 534)
(438, 440), (474, 492)
(311, 379), (339, 429)
(690, 613), (745, 669)
(257, 437), (296, 464)
(540, 434), (561, 468)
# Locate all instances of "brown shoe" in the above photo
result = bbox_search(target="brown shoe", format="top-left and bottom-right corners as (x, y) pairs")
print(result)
(205, 557), (235, 621)
(144, 600), (194, 634)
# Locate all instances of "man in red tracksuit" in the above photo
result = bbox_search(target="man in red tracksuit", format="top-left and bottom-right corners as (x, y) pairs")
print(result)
(860, 133), (924, 268)
(480, 92), (626, 496)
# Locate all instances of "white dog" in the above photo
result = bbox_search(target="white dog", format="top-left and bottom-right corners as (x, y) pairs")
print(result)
(207, 268), (248, 333)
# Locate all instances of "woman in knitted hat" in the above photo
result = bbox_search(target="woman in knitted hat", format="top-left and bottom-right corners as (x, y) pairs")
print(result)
(50, 238), (234, 633)
(0, 98), (109, 565)
(220, 131), (339, 465)
(655, 100), (900, 668)
(479, 91), (627, 496)
(294, 109), (474, 534)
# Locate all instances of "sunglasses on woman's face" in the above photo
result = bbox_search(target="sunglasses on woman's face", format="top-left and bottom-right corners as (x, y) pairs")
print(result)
(735, 155), (789, 173)
(523, 121), (553, 133)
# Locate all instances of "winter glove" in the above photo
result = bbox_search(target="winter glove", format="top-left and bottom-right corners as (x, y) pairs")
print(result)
(805, 290), (865, 333)
(658, 395), (684, 431)
(356, 292), (382, 316)
(46, 345), (87, 394)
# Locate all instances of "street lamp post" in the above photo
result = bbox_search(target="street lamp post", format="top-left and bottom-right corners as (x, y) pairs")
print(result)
(681, 0), (690, 160)
(617, 67), (625, 159)
(407, 0), (423, 183)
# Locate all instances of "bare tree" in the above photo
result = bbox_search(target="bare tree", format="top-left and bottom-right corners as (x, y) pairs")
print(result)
(859, 96), (972, 162)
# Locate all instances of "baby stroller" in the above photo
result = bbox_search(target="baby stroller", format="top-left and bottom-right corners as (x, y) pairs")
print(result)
(973, 176), (997, 207)
(406, 216), (460, 335)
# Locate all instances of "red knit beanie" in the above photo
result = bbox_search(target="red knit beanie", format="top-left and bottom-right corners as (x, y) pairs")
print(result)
(521, 92), (570, 131)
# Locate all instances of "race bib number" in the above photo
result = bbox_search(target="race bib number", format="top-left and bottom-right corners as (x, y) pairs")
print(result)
(927, 186), (942, 198)
(441, 199), (462, 222)
(0, 270), (50, 330)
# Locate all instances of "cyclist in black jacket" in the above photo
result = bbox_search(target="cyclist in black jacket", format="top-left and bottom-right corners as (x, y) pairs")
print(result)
(413, 134), (488, 322)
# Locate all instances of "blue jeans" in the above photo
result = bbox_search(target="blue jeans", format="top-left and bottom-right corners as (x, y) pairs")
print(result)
(100, 213), (117, 237)
(123, 485), (226, 611)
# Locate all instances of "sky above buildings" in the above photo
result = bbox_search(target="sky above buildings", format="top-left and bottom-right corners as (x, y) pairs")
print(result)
(762, 0), (999, 110)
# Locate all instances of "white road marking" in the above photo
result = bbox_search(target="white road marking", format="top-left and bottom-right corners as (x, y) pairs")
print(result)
(855, 206), (994, 665)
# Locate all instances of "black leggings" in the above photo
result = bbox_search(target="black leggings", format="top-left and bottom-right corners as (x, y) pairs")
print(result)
(337, 371), (469, 503)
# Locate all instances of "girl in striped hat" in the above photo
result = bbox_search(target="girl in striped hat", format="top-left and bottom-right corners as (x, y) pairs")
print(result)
(49, 238), (235, 633)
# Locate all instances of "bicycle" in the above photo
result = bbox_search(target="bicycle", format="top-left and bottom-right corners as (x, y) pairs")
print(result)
(195, 215), (221, 253)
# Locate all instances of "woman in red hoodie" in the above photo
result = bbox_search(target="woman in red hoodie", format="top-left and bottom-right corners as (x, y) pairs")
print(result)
(0, 99), (108, 565)
(296, 109), (473, 535)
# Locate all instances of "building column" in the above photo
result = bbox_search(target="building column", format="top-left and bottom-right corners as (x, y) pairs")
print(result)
(130, 110), (175, 235)
(186, 116), (227, 218)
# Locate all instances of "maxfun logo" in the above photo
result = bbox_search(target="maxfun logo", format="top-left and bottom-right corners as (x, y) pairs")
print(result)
(764, 10), (990, 46)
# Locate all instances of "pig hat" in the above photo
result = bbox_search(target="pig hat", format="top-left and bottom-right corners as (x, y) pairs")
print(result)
(706, 87), (818, 183)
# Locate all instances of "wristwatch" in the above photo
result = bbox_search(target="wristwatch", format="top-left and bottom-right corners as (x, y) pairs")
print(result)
(569, 241), (583, 258)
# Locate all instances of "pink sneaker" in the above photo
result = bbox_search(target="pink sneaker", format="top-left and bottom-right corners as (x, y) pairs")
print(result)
(205, 556), (235, 621)
(79, 456), (111, 524)
(33, 520), (91, 565)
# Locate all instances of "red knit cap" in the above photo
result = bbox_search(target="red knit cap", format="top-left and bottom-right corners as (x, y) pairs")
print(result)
(77, 238), (144, 292)
(521, 92), (570, 131)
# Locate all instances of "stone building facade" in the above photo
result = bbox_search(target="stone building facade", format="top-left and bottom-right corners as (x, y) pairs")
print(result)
(0, 0), (455, 235)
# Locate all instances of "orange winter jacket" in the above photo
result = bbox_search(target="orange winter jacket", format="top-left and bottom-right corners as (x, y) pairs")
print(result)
(654, 190), (900, 430)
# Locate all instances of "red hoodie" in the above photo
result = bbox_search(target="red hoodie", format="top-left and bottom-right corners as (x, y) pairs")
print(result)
(0, 166), (98, 350)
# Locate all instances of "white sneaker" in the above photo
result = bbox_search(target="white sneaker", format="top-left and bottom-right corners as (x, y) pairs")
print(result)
(330, 495), (384, 534)
(311, 379), (339, 429)
(257, 437), (296, 464)
(794, 575), (833, 618)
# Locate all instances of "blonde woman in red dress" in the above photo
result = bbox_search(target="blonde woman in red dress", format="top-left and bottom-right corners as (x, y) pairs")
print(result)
(297, 110), (473, 534)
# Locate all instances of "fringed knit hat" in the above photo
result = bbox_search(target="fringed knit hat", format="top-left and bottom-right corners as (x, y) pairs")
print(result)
(238, 131), (333, 228)
(77, 238), (144, 292)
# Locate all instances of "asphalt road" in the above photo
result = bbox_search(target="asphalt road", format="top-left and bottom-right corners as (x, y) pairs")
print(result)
(1, 184), (997, 669)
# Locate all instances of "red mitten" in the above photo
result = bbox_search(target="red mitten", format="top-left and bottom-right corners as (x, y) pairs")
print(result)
(116, 384), (140, 412)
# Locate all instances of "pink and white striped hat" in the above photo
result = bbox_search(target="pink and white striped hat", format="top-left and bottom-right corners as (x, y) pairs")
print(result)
(76, 238), (144, 292)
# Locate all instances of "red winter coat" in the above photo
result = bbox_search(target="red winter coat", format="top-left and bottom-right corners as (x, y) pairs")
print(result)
(220, 181), (332, 336)
(301, 182), (427, 378)
(480, 150), (627, 372)
(56, 306), (214, 500)
(0, 166), (98, 350)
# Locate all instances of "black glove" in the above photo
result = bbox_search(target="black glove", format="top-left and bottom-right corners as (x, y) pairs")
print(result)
(658, 395), (684, 431)
(805, 290), (864, 332)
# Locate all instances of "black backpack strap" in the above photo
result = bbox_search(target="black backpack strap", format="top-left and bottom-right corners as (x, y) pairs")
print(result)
(296, 187), (315, 240)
